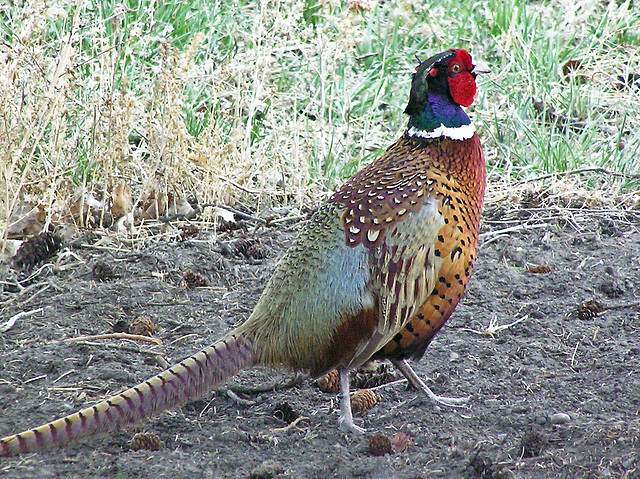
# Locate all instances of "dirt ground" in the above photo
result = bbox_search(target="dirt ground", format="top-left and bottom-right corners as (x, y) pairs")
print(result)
(1, 197), (639, 479)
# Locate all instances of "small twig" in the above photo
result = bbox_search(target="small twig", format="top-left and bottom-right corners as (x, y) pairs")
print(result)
(14, 278), (50, 296)
(570, 336), (585, 368)
(214, 175), (263, 195)
(461, 315), (528, 338)
(515, 167), (640, 185)
(167, 333), (199, 346)
(266, 214), (308, 226)
(212, 176), (290, 197)
(198, 396), (219, 418)
(0, 283), (48, 308)
(200, 204), (267, 225)
(226, 388), (258, 406)
(48, 386), (83, 392)
(227, 374), (305, 395)
(368, 378), (408, 392)
(72, 243), (129, 252)
(605, 300), (640, 310)
(480, 223), (549, 240)
(52, 369), (76, 384)
(18, 263), (55, 284)
(23, 374), (48, 385)
(271, 416), (308, 433)
(157, 210), (199, 222)
(68, 342), (164, 358)
(64, 332), (162, 345)
(1, 307), (44, 332)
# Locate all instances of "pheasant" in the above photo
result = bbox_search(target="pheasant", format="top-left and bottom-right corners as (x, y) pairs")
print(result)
(0, 48), (487, 456)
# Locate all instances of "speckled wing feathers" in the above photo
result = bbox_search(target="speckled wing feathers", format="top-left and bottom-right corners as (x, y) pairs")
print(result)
(372, 133), (486, 361)
(347, 197), (445, 367)
(330, 133), (486, 365)
(326, 137), (459, 367)
(329, 140), (439, 248)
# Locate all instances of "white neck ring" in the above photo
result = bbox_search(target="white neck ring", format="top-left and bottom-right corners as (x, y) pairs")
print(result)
(406, 123), (476, 141)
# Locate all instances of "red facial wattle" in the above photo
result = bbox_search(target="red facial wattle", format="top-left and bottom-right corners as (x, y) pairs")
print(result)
(446, 49), (477, 107)
(447, 73), (477, 107)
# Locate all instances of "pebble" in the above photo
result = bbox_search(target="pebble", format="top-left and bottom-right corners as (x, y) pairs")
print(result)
(599, 467), (612, 478)
(549, 412), (571, 424)
(511, 404), (529, 414)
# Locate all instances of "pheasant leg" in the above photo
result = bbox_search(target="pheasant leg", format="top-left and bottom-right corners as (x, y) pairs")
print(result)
(337, 367), (365, 434)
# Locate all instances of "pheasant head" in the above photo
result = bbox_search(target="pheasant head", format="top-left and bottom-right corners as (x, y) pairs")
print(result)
(405, 49), (489, 141)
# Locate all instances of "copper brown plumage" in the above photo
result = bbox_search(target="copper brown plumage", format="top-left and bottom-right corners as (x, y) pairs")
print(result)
(372, 133), (485, 360)
(1, 48), (487, 456)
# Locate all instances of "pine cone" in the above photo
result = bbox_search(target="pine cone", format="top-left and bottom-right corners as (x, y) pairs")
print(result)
(316, 370), (340, 394)
(351, 389), (379, 415)
(92, 260), (115, 281)
(183, 269), (209, 288)
(527, 265), (552, 274)
(130, 432), (163, 451)
(13, 232), (63, 270)
(179, 224), (200, 240)
(235, 238), (268, 260)
(577, 299), (604, 320)
(130, 317), (156, 336)
(520, 428), (548, 458)
(368, 434), (392, 456)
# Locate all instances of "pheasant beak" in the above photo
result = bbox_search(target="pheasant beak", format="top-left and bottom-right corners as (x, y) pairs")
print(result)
(472, 60), (491, 74)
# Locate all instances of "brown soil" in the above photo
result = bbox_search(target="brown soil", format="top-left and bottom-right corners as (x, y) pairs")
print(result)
(1, 202), (639, 479)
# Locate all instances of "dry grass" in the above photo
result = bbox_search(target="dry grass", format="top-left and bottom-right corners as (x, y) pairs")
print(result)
(1, 1), (385, 246)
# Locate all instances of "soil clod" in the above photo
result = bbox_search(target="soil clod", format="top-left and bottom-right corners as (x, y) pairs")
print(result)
(520, 428), (549, 458)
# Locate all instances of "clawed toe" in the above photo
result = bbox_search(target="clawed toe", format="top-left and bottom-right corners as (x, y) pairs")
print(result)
(339, 416), (366, 435)
(431, 394), (470, 407)
(392, 359), (471, 409)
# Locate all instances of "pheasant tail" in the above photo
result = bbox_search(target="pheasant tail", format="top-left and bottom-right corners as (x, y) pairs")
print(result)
(0, 332), (255, 456)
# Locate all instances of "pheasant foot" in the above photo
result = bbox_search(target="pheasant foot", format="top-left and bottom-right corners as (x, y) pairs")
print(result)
(391, 358), (469, 407)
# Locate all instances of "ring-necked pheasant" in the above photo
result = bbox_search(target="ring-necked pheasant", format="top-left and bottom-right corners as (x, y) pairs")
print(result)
(0, 48), (487, 456)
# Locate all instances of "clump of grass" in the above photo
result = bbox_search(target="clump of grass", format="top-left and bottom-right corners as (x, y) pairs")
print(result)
(1, 0), (639, 248)
(476, 0), (640, 189)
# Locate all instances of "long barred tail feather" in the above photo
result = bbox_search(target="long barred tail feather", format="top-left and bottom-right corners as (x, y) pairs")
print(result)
(1, 333), (255, 456)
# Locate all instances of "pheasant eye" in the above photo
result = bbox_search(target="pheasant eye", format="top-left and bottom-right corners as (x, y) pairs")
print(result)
(450, 63), (461, 73)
